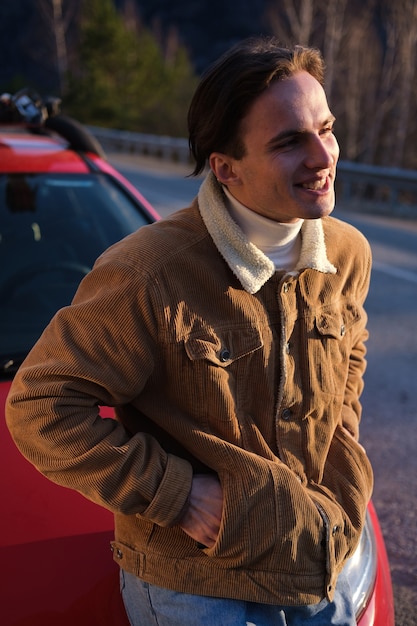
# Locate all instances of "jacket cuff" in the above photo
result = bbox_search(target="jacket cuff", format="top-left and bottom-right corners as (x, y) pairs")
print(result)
(139, 454), (193, 527)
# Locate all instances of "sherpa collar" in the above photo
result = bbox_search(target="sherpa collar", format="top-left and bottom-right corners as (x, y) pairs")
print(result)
(198, 170), (337, 294)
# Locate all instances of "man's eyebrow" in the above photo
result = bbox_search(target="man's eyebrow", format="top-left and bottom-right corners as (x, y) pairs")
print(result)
(266, 116), (336, 148)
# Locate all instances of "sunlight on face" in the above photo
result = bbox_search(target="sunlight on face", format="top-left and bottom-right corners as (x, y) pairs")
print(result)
(216, 71), (340, 223)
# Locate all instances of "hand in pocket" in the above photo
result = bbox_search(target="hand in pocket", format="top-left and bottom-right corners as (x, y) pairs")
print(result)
(178, 474), (223, 548)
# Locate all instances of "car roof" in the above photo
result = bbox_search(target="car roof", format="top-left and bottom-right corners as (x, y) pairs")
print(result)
(0, 128), (95, 174)
(0, 127), (159, 222)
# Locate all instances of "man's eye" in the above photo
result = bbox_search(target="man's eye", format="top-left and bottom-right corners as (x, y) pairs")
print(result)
(275, 137), (298, 150)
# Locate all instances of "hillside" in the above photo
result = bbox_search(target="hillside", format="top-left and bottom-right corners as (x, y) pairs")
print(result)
(131, 0), (270, 71)
(0, 0), (270, 93)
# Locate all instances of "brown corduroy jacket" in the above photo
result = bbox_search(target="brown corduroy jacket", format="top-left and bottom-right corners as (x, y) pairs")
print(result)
(6, 172), (373, 606)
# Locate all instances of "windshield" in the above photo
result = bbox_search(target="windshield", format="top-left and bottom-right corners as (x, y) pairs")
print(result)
(0, 173), (152, 370)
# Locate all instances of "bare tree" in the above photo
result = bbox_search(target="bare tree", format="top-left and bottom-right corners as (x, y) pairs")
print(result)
(336, 3), (384, 162)
(52, 0), (67, 93)
(354, 0), (417, 168)
(266, 0), (316, 45)
(321, 0), (348, 101)
(359, 11), (396, 164)
(340, 19), (365, 161)
(388, 0), (417, 166)
(37, 0), (78, 95)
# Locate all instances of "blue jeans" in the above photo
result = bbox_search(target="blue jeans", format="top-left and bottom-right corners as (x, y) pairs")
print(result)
(120, 569), (356, 626)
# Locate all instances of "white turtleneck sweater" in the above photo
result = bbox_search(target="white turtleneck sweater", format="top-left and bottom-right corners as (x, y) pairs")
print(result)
(223, 186), (303, 271)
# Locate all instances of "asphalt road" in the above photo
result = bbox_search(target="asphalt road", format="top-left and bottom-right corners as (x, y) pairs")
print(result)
(111, 153), (417, 623)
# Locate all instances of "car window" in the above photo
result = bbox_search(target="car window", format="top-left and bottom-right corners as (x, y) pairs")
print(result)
(0, 173), (151, 363)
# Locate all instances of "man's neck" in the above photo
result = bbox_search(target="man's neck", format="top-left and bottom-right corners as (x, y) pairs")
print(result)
(223, 186), (303, 270)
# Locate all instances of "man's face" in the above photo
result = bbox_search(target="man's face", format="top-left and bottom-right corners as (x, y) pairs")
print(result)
(213, 70), (339, 223)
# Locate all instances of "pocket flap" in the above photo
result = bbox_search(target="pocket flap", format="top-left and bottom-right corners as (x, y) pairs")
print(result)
(315, 302), (361, 339)
(185, 328), (263, 366)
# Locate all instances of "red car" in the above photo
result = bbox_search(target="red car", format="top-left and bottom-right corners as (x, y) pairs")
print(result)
(0, 91), (394, 625)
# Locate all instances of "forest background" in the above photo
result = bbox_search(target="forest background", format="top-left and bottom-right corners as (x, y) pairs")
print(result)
(1, 0), (417, 171)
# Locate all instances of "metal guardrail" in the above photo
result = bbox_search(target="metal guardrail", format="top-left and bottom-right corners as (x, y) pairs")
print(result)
(335, 160), (417, 217)
(89, 126), (191, 164)
(89, 126), (417, 217)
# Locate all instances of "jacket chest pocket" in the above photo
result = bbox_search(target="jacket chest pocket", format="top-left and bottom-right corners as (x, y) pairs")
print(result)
(185, 328), (263, 366)
(310, 302), (363, 395)
(183, 328), (264, 427)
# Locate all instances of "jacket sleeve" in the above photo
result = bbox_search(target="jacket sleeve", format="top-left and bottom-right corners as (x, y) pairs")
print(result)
(340, 236), (372, 440)
(5, 255), (193, 527)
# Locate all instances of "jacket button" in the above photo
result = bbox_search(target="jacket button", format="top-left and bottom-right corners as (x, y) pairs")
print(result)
(283, 282), (290, 293)
(332, 525), (340, 536)
(219, 348), (231, 362)
(282, 408), (292, 421)
(340, 324), (346, 336)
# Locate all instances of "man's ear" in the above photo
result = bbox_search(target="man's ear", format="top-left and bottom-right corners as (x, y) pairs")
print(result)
(209, 153), (241, 186)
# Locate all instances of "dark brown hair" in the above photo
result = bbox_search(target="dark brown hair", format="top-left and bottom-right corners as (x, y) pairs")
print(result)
(188, 36), (325, 176)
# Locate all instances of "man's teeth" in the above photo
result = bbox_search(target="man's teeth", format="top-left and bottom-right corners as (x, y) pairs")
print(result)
(301, 179), (326, 190)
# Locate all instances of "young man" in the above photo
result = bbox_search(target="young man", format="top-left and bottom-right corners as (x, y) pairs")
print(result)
(6, 37), (373, 625)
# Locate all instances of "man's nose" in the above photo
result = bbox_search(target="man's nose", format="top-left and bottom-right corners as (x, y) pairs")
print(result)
(305, 135), (338, 169)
